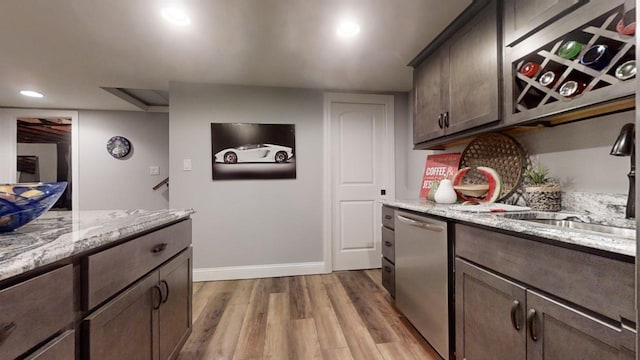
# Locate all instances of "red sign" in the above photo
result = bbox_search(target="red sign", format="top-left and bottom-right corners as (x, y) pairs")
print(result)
(420, 153), (461, 198)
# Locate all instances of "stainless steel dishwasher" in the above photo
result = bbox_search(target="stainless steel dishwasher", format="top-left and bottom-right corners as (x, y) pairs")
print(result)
(395, 210), (450, 360)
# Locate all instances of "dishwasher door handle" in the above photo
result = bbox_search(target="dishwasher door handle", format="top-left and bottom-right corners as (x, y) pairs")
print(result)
(396, 215), (444, 232)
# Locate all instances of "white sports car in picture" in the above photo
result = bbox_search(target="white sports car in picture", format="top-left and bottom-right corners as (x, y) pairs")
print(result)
(214, 144), (293, 164)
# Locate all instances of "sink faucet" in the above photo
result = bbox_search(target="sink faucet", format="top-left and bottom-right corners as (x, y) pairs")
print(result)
(610, 123), (635, 219)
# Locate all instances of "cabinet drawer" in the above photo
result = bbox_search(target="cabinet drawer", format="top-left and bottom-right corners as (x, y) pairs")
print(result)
(25, 330), (75, 360)
(381, 226), (395, 263)
(381, 257), (395, 298)
(382, 206), (394, 229)
(0, 265), (73, 360)
(455, 224), (634, 322)
(85, 219), (192, 310)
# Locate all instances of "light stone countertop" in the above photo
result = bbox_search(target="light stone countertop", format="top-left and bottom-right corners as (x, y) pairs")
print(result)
(0, 209), (194, 282)
(384, 199), (636, 258)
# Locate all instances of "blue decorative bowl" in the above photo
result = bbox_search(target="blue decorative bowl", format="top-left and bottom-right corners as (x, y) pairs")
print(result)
(0, 182), (67, 232)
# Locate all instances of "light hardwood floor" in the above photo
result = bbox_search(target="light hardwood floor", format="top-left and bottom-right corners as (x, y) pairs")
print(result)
(178, 270), (441, 360)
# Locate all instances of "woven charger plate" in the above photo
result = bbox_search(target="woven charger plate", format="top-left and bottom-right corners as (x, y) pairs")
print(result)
(459, 133), (527, 201)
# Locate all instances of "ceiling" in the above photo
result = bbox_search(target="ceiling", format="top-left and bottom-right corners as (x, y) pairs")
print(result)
(17, 117), (72, 144)
(0, 0), (471, 111)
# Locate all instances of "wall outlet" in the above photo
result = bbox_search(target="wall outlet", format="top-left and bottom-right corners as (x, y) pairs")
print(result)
(149, 166), (160, 176)
(183, 159), (192, 171)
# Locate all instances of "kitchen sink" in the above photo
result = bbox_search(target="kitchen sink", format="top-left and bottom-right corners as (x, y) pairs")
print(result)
(498, 212), (636, 239)
(526, 219), (636, 239)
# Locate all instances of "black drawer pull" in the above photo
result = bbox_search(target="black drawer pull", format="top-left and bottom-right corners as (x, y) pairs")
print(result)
(443, 111), (450, 128)
(527, 308), (538, 341)
(0, 322), (16, 344)
(383, 266), (393, 273)
(384, 215), (392, 220)
(384, 241), (393, 247)
(510, 300), (521, 331)
(152, 285), (163, 310)
(151, 243), (168, 253)
(160, 280), (170, 304)
(438, 113), (443, 129)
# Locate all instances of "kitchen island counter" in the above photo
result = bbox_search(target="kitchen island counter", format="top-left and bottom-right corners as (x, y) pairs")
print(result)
(0, 209), (194, 282)
(384, 199), (635, 258)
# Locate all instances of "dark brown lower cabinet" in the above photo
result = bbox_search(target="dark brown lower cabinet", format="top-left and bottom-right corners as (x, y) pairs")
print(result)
(456, 259), (526, 360)
(159, 248), (193, 360)
(527, 290), (635, 360)
(84, 248), (192, 360)
(24, 330), (75, 360)
(456, 258), (635, 360)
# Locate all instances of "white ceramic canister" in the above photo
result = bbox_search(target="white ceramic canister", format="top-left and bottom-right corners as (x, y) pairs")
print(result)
(434, 179), (458, 204)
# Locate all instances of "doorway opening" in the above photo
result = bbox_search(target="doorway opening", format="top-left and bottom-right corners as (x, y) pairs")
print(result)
(17, 117), (72, 210)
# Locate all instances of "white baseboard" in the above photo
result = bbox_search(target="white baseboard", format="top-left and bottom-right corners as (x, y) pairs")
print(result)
(193, 261), (328, 282)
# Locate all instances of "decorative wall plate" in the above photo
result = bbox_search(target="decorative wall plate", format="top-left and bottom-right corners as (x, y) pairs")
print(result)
(106, 136), (131, 158)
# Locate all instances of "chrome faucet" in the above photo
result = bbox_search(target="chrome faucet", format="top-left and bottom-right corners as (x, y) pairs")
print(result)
(610, 123), (635, 219)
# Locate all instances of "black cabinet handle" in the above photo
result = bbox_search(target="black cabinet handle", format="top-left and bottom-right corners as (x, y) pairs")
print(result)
(510, 300), (521, 331)
(160, 280), (170, 304)
(384, 241), (393, 247)
(383, 266), (393, 273)
(527, 308), (538, 341)
(444, 112), (450, 128)
(152, 285), (162, 310)
(0, 322), (16, 345)
(438, 113), (444, 129)
(384, 215), (392, 220)
(151, 243), (168, 253)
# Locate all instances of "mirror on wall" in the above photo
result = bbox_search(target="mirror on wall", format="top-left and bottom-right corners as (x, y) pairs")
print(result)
(17, 117), (72, 210)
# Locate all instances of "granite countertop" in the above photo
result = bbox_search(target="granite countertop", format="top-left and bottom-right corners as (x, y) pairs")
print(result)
(0, 209), (194, 282)
(384, 199), (636, 258)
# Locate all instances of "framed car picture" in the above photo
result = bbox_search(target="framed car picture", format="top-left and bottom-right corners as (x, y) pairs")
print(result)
(211, 123), (296, 180)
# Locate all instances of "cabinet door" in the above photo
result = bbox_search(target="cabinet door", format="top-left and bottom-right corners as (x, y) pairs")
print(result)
(83, 272), (160, 360)
(526, 290), (636, 360)
(455, 259), (526, 360)
(447, 0), (500, 135)
(413, 46), (447, 144)
(158, 248), (193, 360)
(503, 0), (587, 45)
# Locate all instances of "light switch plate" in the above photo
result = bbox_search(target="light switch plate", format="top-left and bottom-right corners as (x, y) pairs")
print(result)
(149, 166), (160, 175)
(183, 159), (192, 171)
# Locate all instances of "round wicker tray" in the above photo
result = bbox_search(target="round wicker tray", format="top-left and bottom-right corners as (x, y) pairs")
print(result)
(459, 133), (527, 202)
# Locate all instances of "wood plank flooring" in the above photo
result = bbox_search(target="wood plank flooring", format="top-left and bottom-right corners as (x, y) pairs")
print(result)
(178, 270), (441, 360)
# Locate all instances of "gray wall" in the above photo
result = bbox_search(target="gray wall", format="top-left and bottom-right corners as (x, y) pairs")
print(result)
(170, 82), (410, 271)
(398, 110), (633, 198)
(514, 111), (632, 193)
(78, 110), (169, 210)
(169, 82), (325, 269)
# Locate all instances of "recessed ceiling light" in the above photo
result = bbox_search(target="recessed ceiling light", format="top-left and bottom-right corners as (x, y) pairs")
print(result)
(337, 21), (360, 37)
(161, 7), (191, 26)
(20, 90), (44, 98)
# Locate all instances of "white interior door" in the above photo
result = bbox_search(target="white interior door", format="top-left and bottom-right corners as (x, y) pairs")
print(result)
(327, 94), (394, 271)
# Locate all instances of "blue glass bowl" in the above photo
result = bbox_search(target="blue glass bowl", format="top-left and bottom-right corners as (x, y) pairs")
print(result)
(0, 182), (67, 232)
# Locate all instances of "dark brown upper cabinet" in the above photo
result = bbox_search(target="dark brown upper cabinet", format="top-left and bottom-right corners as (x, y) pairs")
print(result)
(413, 47), (448, 143)
(411, 0), (501, 147)
(504, 0), (636, 126)
(503, 0), (588, 46)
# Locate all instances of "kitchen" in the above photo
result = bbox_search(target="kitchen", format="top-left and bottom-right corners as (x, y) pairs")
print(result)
(0, 0), (637, 359)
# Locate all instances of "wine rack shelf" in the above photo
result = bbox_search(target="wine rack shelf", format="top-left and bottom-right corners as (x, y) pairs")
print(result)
(511, 5), (635, 118)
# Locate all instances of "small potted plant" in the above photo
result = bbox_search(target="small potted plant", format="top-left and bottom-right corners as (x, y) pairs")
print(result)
(523, 164), (561, 211)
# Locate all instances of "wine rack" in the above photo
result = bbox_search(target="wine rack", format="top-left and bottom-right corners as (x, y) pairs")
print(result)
(510, 5), (635, 121)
